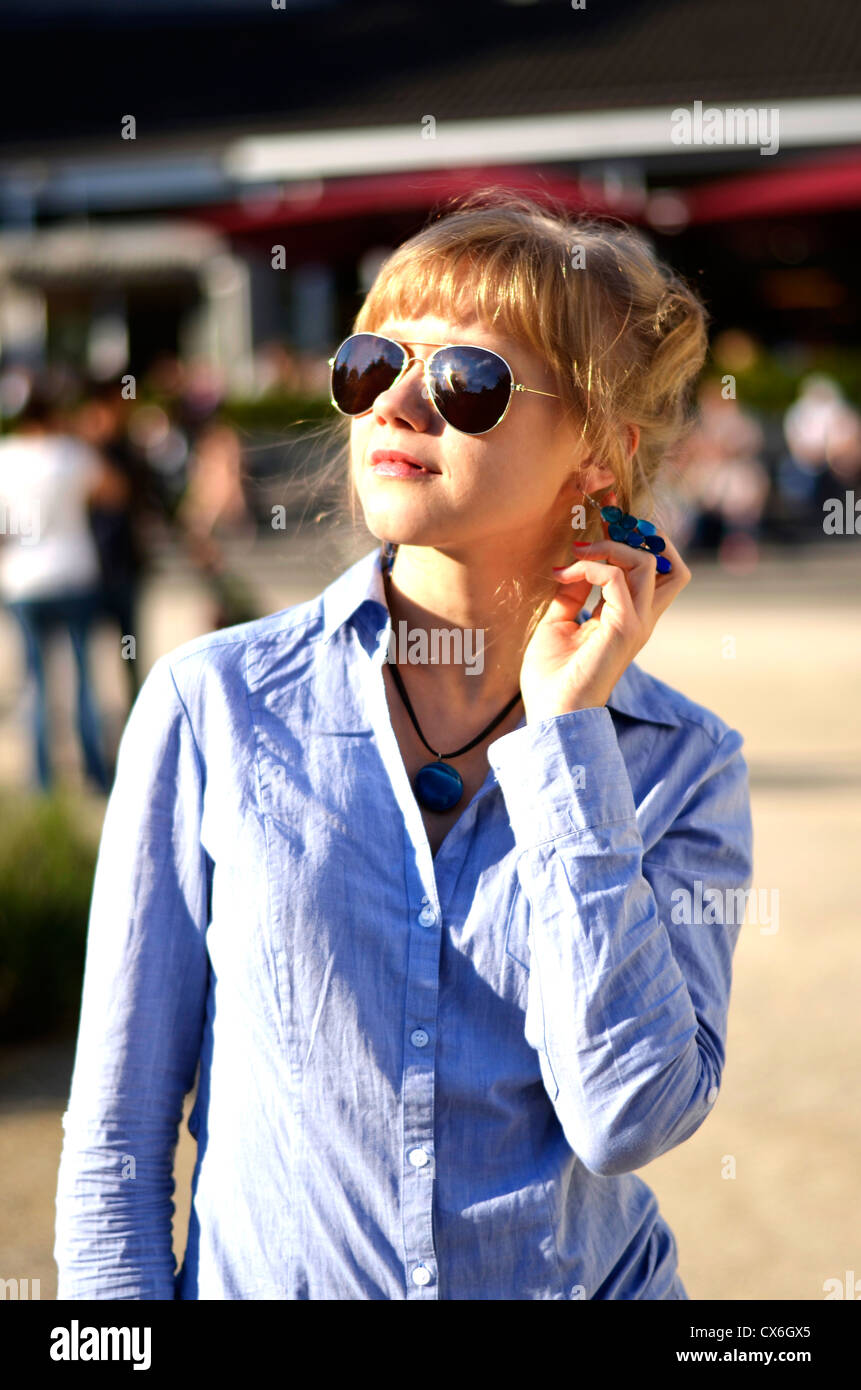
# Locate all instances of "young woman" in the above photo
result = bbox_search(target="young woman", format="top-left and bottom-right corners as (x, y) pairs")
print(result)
(55, 193), (753, 1300)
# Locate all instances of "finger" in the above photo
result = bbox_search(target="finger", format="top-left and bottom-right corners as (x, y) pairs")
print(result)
(554, 559), (636, 626)
(547, 565), (597, 616)
(577, 525), (690, 619)
(643, 529), (691, 621)
(563, 539), (656, 624)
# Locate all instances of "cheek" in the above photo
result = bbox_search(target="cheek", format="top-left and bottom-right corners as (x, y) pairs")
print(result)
(471, 440), (567, 522)
(446, 453), (529, 515)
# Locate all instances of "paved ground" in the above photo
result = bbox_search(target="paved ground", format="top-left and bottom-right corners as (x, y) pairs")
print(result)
(1, 530), (859, 1301)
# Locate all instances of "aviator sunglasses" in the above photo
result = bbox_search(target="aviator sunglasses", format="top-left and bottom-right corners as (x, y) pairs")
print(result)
(328, 331), (560, 436)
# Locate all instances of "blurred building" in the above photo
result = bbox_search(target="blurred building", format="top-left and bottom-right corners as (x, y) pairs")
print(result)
(0, 0), (859, 381)
(0, 223), (252, 391)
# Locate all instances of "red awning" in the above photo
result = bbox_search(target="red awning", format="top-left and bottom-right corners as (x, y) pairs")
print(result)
(686, 151), (861, 223)
(190, 150), (861, 239)
(192, 165), (644, 235)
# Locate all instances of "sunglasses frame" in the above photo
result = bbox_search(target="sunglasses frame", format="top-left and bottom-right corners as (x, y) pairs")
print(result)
(328, 331), (560, 436)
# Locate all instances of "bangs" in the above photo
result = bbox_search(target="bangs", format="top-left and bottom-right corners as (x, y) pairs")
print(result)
(353, 232), (568, 373)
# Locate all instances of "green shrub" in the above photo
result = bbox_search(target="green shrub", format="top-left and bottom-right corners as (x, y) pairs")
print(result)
(0, 790), (102, 1043)
(221, 392), (332, 430)
(703, 349), (861, 413)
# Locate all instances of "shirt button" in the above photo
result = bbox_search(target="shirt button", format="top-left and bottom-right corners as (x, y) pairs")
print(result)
(418, 904), (437, 927)
(411, 1264), (432, 1287)
(408, 1147), (430, 1167)
(410, 1028), (429, 1049)
(707, 1085), (719, 1105)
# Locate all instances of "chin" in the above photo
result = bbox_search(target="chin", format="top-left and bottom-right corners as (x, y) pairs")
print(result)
(359, 507), (425, 546)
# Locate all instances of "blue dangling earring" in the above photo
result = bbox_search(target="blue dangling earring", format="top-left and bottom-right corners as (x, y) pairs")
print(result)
(582, 493), (672, 574)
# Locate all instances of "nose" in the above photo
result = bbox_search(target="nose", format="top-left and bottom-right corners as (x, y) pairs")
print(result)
(372, 356), (436, 431)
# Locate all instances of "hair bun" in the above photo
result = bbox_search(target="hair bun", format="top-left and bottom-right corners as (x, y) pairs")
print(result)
(652, 290), (687, 339)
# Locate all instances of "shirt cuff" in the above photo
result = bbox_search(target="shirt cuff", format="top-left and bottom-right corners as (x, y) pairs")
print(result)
(486, 705), (638, 844)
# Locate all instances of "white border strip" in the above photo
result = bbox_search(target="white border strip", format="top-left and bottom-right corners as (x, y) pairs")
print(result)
(223, 97), (861, 181)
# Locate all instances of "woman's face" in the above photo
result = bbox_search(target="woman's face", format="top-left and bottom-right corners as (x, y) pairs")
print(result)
(350, 312), (611, 563)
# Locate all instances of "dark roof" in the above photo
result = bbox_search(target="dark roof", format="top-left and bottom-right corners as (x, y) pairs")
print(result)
(0, 0), (859, 158)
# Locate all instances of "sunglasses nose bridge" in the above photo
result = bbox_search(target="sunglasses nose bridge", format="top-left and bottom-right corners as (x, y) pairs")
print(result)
(400, 353), (429, 382)
(386, 351), (433, 408)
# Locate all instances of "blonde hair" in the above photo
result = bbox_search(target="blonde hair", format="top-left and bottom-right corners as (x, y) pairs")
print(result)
(287, 187), (708, 588)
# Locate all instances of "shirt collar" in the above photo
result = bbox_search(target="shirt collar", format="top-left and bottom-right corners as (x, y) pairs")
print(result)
(320, 545), (682, 729)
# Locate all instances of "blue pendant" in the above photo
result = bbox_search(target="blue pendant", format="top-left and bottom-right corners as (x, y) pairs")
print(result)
(415, 760), (463, 812)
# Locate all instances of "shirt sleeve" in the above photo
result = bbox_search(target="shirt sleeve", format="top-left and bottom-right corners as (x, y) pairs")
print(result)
(487, 705), (753, 1179)
(54, 654), (211, 1298)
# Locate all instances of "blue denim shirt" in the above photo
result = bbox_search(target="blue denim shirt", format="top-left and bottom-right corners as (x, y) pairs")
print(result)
(54, 544), (753, 1300)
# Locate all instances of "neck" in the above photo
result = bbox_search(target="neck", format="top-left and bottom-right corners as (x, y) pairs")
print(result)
(381, 540), (558, 717)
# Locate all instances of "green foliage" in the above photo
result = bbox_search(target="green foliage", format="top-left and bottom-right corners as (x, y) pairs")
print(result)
(0, 390), (333, 438)
(0, 790), (102, 1043)
(220, 393), (333, 430)
(703, 350), (861, 413)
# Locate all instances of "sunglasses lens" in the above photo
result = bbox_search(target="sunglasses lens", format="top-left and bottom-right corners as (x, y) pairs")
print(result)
(428, 346), (512, 434)
(331, 333), (405, 415)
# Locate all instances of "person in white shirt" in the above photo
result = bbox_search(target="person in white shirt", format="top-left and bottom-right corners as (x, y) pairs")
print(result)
(0, 385), (125, 792)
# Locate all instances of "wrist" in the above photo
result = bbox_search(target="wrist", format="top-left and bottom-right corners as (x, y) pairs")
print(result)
(524, 696), (609, 724)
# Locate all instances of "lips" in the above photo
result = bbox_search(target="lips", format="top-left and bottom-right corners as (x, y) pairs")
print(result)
(370, 449), (437, 472)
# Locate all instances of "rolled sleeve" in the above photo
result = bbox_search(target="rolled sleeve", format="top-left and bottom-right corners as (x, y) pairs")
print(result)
(487, 709), (753, 1179)
(54, 655), (211, 1299)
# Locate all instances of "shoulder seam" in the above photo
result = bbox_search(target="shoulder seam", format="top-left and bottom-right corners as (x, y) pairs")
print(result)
(671, 708), (730, 749)
(165, 658), (206, 795)
(165, 605), (322, 671)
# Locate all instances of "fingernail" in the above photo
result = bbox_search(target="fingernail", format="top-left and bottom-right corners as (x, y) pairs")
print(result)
(574, 541), (591, 547)
(551, 564), (570, 571)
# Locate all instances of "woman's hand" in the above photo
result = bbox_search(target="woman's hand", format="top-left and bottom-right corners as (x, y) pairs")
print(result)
(519, 528), (691, 723)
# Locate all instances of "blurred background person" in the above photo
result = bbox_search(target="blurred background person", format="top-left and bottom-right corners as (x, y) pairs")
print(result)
(780, 374), (861, 537)
(176, 414), (252, 551)
(0, 382), (124, 794)
(71, 379), (152, 706)
(175, 410), (260, 630)
(674, 379), (771, 570)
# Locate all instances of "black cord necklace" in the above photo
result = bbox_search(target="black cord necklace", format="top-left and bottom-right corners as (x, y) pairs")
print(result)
(381, 544), (523, 813)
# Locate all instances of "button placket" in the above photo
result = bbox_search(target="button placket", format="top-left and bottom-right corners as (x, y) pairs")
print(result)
(367, 627), (443, 1297)
(402, 879), (443, 1299)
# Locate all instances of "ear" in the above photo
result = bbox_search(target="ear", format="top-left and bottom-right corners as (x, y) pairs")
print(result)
(580, 459), (616, 495)
(577, 424), (639, 495)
